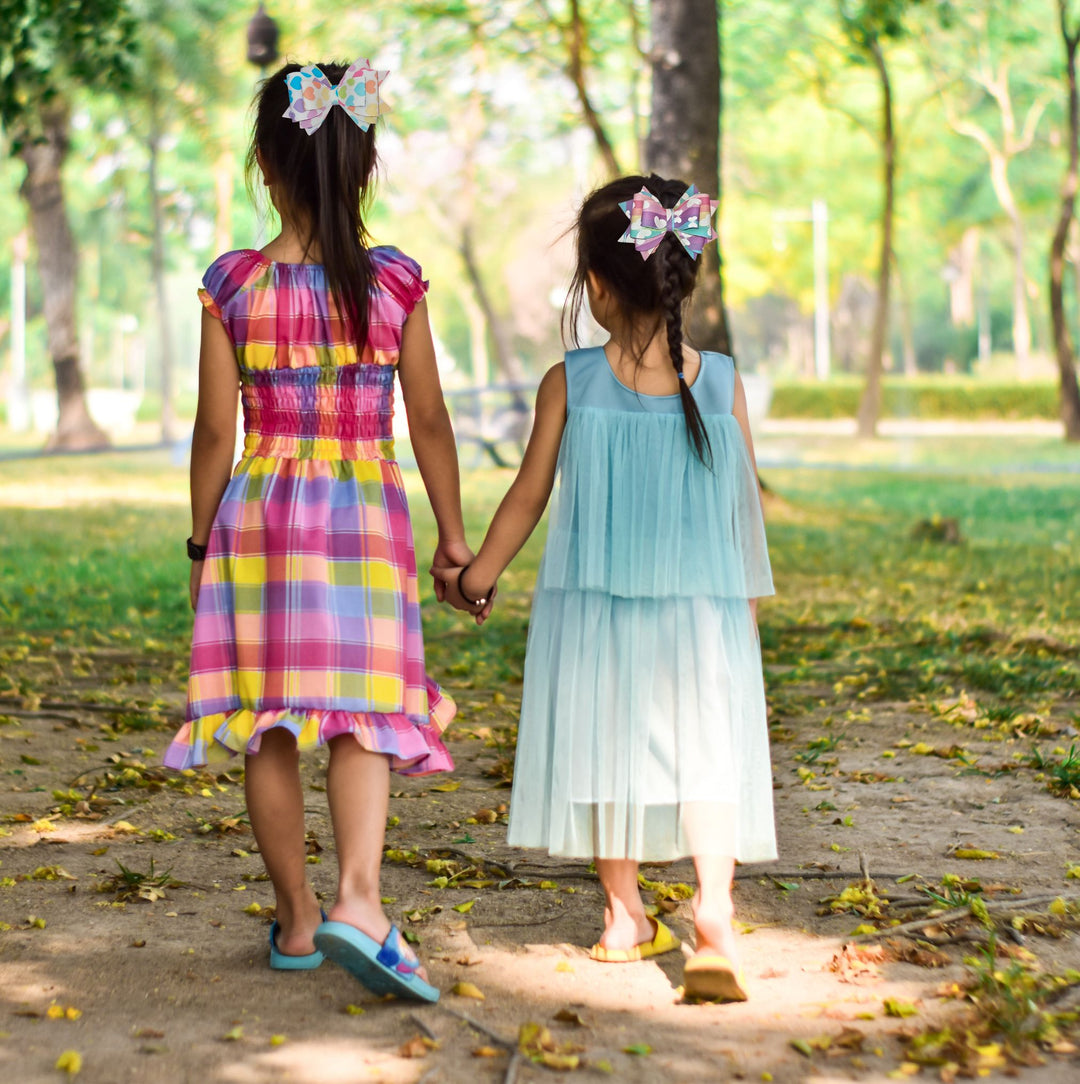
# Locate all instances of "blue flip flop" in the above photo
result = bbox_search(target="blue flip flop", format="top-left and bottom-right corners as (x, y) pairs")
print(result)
(314, 919), (439, 1003)
(269, 909), (328, 970)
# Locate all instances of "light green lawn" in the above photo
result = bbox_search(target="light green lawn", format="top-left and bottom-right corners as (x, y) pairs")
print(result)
(0, 451), (1077, 727)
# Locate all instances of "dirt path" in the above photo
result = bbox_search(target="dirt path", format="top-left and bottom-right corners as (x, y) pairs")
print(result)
(1, 644), (1079, 1084)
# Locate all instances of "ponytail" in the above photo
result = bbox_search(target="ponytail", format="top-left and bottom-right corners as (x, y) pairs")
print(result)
(312, 104), (375, 353)
(655, 241), (712, 469)
(248, 62), (379, 354)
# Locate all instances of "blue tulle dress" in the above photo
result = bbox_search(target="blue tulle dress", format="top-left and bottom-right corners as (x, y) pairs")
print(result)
(506, 347), (777, 863)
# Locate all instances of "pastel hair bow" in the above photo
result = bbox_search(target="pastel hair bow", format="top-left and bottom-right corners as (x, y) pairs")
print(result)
(283, 59), (389, 135)
(618, 185), (718, 261)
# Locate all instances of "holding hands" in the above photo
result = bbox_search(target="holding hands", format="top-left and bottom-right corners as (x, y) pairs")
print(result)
(431, 558), (497, 625)
(430, 539), (496, 624)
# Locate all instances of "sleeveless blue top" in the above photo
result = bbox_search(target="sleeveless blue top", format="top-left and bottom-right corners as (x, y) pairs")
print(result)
(536, 347), (774, 600)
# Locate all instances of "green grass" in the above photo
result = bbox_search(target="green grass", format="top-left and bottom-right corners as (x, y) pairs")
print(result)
(0, 453), (1077, 730)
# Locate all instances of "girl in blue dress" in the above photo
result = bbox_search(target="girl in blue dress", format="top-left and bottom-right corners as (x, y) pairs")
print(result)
(436, 174), (776, 1001)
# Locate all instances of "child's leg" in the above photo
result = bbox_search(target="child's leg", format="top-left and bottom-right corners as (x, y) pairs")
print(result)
(325, 736), (428, 977)
(594, 858), (655, 951)
(245, 727), (322, 955)
(691, 854), (739, 962)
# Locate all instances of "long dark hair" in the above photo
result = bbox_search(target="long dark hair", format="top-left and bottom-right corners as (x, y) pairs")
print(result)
(247, 61), (379, 352)
(563, 173), (712, 467)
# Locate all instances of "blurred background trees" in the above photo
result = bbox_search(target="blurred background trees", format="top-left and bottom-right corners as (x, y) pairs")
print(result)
(2, 0), (1080, 446)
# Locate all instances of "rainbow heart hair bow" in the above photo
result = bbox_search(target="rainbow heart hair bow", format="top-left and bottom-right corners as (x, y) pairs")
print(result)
(283, 59), (389, 135)
(618, 185), (718, 261)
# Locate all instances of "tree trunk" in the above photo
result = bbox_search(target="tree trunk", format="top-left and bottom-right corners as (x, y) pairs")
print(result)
(148, 102), (177, 443)
(567, 0), (621, 177)
(646, 0), (731, 354)
(893, 249), (917, 376)
(16, 101), (108, 451)
(856, 36), (894, 439)
(985, 149), (1032, 378)
(1009, 206), (1032, 378)
(459, 225), (528, 411)
(1050, 3), (1080, 442)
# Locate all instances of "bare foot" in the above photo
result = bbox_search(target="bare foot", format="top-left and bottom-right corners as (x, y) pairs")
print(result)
(272, 888), (323, 957)
(597, 908), (656, 952)
(327, 898), (429, 981)
(692, 895), (740, 967)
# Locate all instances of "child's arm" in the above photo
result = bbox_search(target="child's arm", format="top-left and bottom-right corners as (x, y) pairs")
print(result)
(732, 369), (764, 625)
(434, 364), (567, 616)
(398, 300), (471, 581)
(189, 309), (240, 607)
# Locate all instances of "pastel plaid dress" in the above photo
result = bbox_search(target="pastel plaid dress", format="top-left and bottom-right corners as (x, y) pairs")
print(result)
(164, 247), (454, 775)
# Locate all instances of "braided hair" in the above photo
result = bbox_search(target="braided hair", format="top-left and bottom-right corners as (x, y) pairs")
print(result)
(563, 173), (713, 467)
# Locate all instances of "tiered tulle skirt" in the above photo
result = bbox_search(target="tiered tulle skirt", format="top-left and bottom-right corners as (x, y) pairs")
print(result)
(506, 409), (776, 861)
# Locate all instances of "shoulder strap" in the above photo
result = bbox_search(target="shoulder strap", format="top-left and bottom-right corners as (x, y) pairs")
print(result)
(563, 347), (599, 408)
(696, 352), (736, 415)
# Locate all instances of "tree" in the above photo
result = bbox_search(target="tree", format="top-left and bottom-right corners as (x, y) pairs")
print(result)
(128, 0), (222, 443)
(1049, 0), (1080, 441)
(0, 0), (136, 450)
(836, 1), (905, 438)
(927, 7), (1047, 380)
(646, 0), (731, 354)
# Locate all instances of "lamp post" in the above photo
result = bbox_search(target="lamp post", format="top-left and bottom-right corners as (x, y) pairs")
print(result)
(246, 4), (280, 74)
(773, 200), (831, 380)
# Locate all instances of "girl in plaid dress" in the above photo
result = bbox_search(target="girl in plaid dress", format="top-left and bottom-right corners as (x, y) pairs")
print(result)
(164, 60), (464, 1002)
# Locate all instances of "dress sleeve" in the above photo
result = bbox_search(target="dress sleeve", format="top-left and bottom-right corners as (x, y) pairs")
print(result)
(374, 248), (430, 316)
(198, 250), (265, 321)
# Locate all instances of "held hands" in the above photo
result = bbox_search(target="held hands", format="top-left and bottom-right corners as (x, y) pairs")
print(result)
(430, 539), (474, 603)
(430, 562), (497, 625)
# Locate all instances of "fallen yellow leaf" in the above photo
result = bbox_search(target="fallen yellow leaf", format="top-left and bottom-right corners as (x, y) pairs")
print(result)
(452, 981), (485, 1001)
(55, 1050), (82, 1075)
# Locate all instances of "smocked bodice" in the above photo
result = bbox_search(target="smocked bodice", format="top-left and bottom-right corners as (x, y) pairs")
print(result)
(197, 246), (428, 463)
(240, 363), (396, 461)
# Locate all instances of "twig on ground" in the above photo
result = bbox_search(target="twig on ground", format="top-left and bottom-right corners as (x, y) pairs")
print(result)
(468, 909), (569, 929)
(0, 696), (153, 715)
(429, 848), (516, 878)
(735, 868), (913, 882)
(514, 862), (916, 883)
(503, 1052), (522, 1084)
(852, 893), (1080, 941)
(0, 709), (82, 724)
(438, 1004), (515, 1050)
(408, 1013), (440, 1043)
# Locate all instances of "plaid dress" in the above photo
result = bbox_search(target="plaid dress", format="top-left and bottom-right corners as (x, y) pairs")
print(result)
(164, 247), (454, 775)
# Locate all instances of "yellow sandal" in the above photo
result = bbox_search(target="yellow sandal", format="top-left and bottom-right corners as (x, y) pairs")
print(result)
(588, 917), (680, 963)
(683, 954), (748, 1002)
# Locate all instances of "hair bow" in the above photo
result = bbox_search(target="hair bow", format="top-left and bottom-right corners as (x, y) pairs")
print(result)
(283, 59), (389, 135)
(618, 185), (718, 261)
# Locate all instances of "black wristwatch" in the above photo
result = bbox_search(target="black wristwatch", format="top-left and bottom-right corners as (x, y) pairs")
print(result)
(186, 537), (208, 561)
